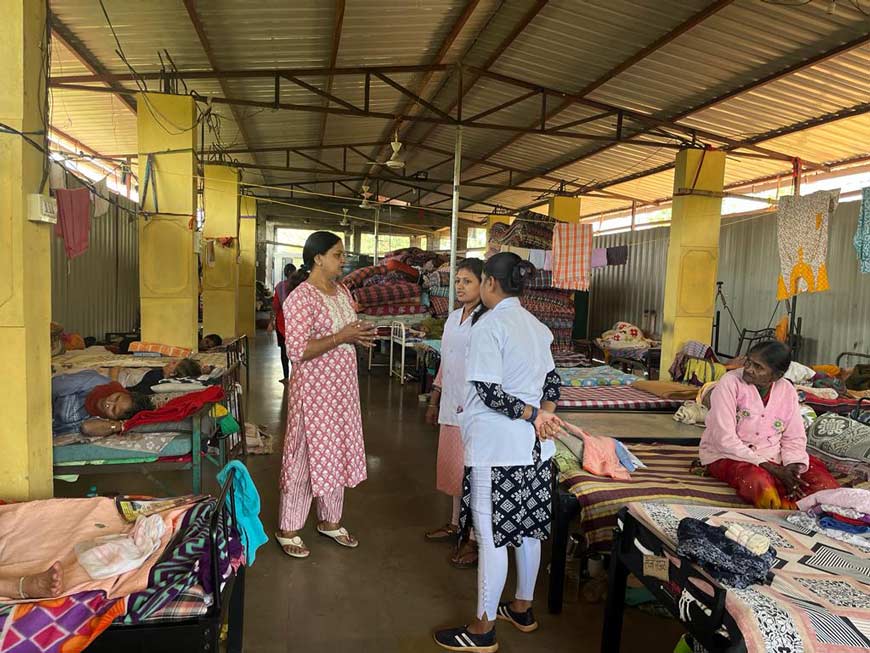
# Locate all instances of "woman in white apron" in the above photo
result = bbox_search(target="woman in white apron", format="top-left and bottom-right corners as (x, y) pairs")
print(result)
(425, 259), (484, 568)
(434, 252), (563, 652)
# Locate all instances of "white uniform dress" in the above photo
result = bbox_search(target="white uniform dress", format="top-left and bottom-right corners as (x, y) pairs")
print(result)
(457, 296), (561, 620)
(433, 306), (475, 496)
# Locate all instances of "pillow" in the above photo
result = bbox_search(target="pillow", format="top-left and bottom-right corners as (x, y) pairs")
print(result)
(128, 342), (193, 358)
(807, 413), (870, 461)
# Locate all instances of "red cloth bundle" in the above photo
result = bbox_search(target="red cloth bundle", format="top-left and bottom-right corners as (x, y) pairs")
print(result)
(124, 386), (224, 430)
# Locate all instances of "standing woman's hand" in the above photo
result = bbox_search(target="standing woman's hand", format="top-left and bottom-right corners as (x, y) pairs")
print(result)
(337, 321), (377, 348)
(533, 410), (563, 440)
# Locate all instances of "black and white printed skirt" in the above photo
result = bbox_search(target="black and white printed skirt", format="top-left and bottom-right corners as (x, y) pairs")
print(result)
(459, 440), (553, 548)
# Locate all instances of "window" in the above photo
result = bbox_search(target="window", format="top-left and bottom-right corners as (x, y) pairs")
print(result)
(275, 227), (343, 247)
(467, 227), (487, 249)
(359, 233), (412, 257)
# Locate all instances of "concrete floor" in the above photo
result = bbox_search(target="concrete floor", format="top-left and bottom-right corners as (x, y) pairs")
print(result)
(58, 333), (690, 653)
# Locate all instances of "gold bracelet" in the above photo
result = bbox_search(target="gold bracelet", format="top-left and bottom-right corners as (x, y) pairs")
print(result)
(18, 576), (27, 599)
(332, 334), (337, 348)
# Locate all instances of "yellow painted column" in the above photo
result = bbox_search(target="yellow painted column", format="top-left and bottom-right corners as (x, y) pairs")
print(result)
(138, 92), (198, 350)
(660, 149), (726, 380)
(202, 164), (240, 340)
(0, 0), (53, 499)
(238, 196), (257, 340)
(548, 196), (581, 223)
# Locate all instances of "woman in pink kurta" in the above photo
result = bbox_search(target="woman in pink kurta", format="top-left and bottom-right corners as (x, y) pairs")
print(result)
(700, 340), (839, 510)
(276, 232), (376, 559)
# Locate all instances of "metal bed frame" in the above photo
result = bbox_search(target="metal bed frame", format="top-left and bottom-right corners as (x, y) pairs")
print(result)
(546, 434), (702, 614)
(86, 468), (246, 653)
(54, 360), (246, 494)
(602, 507), (745, 653)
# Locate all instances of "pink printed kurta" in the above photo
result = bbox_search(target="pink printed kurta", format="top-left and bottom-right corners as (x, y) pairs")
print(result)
(280, 282), (367, 496)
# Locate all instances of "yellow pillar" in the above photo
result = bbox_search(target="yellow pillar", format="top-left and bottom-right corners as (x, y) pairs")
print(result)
(660, 149), (726, 380)
(0, 0), (53, 499)
(137, 92), (198, 350)
(202, 165), (240, 340)
(548, 196), (581, 223)
(238, 196), (257, 340)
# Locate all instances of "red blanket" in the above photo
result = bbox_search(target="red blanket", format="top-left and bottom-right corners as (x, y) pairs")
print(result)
(124, 386), (224, 430)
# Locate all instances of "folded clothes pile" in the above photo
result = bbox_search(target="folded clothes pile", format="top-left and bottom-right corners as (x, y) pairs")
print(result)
(676, 518), (776, 589)
(788, 488), (870, 550)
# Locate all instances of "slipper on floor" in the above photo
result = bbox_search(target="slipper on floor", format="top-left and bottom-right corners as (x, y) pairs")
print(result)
(317, 525), (359, 548)
(275, 532), (310, 558)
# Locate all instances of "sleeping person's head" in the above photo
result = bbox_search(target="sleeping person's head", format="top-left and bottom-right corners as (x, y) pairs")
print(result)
(162, 358), (203, 378)
(200, 334), (223, 350)
(86, 385), (152, 420)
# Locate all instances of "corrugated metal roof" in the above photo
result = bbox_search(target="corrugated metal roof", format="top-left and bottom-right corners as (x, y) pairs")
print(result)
(47, 0), (870, 225)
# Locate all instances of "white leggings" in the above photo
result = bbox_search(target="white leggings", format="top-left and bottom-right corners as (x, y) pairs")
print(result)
(470, 466), (541, 620)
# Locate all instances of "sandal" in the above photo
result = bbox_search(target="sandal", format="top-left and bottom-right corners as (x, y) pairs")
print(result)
(425, 523), (460, 542)
(275, 532), (310, 558)
(449, 541), (478, 569)
(316, 523), (359, 548)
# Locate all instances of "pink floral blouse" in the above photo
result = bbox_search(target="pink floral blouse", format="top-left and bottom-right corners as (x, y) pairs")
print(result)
(699, 369), (809, 472)
(280, 282), (367, 495)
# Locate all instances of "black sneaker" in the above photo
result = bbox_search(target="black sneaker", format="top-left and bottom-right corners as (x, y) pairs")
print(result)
(496, 601), (538, 633)
(433, 626), (498, 652)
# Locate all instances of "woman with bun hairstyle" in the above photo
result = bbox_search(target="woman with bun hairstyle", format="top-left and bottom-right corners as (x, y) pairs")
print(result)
(434, 252), (564, 652)
(275, 231), (376, 559)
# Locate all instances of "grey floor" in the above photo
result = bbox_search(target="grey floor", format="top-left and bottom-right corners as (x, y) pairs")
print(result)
(57, 333), (691, 653)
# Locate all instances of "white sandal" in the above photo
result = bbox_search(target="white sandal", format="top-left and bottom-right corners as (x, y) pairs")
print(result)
(316, 524), (359, 548)
(275, 532), (310, 558)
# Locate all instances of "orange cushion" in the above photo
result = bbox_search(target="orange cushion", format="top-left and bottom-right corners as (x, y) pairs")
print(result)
(128, 341), (193, 358)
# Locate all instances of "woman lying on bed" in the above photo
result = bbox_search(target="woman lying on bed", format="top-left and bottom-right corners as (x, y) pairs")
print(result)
(699, 340), (839, 509)
(0, 562), (63, 600)
(52, 370), (153, 438)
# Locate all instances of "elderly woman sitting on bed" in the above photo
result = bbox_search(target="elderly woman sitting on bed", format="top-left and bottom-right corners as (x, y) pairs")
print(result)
(700, 340), (840, 510)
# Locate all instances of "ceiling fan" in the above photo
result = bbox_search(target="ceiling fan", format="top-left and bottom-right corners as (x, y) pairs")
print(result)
(364, 131), (404, 170)
(359, 183), (373, 209)
(339, 208), (351, 227)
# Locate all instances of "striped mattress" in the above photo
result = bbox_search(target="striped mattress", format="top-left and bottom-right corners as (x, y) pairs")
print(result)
(557, 385), (684, 411)
(561, 444), (863, 553)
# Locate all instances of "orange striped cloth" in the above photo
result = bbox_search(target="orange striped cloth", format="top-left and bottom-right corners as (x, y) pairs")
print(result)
(128, 341), (193, 358)
(551, 222), (592, 290)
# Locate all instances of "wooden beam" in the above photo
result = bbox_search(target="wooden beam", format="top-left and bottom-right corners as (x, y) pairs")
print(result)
(466, 25), (870, 210)
(183, 0), (258, 159)
(316, 0), (347, 150)
(405, 0), (549, 151)
(48, 14), (136, 114)
(360, 0), (482, 188)
(417, 0), (735, 204)
(50, 64), (453, 85)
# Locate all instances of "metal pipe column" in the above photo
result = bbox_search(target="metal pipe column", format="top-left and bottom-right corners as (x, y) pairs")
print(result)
(448, 126), (462, 311)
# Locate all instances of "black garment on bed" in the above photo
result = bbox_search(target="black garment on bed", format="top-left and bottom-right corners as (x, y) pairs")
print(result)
(459, 440), (553, 548)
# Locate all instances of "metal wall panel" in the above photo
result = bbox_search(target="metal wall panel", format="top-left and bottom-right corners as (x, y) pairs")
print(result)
(589, 227), (668, 338)
(589, 200), (870, 364)
(51, 170), (139, 339)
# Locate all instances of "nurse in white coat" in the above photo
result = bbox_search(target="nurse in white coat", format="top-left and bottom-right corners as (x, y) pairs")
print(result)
(425, 259), (484, 568)
(434, 252), (563, 653)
